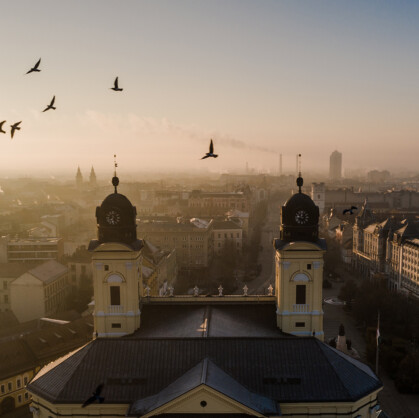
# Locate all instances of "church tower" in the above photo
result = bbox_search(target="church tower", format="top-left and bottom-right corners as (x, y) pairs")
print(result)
(89, 166), (97, 187)
(273, 173), (326, 341)
(76, 166), (83, 188)
(88, 170), (143, 338)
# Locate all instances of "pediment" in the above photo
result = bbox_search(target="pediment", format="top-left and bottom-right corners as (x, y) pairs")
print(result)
(139, 385), (267, 417)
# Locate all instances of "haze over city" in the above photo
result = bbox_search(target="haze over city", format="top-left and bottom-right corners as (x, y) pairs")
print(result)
(1, 0), (419, 176)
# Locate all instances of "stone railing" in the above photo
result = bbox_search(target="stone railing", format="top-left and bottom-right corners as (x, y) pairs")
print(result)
(293, 304), (309, 313)
(108, 305), (124, 314)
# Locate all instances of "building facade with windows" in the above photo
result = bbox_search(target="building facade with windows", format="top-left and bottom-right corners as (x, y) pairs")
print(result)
(212, 220), (243, 256)
(138, 218), (213, 269)
(10, 260), (69, 323)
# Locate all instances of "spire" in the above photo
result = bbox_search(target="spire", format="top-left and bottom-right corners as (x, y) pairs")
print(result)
(112, 154), (119, 193)
(296, 154), (303, 193)
(76, 166), (83, 188)
(89, 166), (97, 186)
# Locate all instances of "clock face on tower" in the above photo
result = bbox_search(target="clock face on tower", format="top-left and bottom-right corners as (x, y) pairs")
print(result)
(295, 209), (309, 225)
(105, 209), (121, 225)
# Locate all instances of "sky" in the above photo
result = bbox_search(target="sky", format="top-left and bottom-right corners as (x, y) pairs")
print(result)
(1, 0), (419, 177)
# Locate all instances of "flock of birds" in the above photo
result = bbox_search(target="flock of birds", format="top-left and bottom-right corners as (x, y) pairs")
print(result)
(1, 58), (126, 140)
(2, 57), (218, 159)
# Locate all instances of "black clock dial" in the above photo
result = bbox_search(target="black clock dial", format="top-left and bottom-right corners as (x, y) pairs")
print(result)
(295, 210), (309, 225)
(106, 210), (121, 225)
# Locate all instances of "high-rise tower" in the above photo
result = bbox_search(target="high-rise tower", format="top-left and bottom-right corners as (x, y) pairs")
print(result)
(329, 150), (342, 180)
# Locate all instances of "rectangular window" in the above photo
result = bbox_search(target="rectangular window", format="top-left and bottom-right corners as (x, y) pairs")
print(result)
(218, 234), (221, 238)
(4, 295), (8, 303)
(110, 286), (120, 305)
(0, 384), (4, 394)
(24, 377), (28, 385)
(8, 382), (12, 391)
(296, 285), (306, 305)
(307, 264), (311, 270)
(17, 379), (21, 388)
(24, 392), (29, 400)
(104, 265), (109, 271)
(111, 323), (121, 328)
(18, 394), (22, 403)
(295, 322), (305, 327)
(3, 281), (7, 290)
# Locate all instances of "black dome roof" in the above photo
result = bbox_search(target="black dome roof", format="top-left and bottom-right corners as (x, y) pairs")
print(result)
(100, 192), (135, 215)
(284, 192), (317, 212)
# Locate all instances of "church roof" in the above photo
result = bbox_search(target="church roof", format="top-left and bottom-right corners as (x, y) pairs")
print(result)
(129, 358), (280, 416)
(27, 303), (382, 406)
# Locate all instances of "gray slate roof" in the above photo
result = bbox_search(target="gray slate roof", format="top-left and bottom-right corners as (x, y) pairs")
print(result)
(28, 260), (68, 284)
(28, 336), (381, 406)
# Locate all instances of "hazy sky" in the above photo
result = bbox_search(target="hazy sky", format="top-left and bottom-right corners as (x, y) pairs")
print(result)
(1, 0), (418, 176)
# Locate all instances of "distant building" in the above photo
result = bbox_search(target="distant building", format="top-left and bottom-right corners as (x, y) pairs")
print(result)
(3, 236), (63, 263)
(139, 218), (214, 269)
(188, 190), (249, 216)
(10, 260), (69, 323)
(212, 220), (243, 256)
(142, 240), (177, 295)
(0, 263), (36, 312)
(311, 182), (325, 215)
(386, 220), (419, 298)
(329, 150), (342, 180)
(66, 246), (93, 289)
(367, 170), (390, 183)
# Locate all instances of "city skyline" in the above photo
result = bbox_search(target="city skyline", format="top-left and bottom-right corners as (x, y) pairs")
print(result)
(1, 1), (419, 175)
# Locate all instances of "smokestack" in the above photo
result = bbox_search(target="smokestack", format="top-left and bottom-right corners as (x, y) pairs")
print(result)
(279, 153), (282, 175)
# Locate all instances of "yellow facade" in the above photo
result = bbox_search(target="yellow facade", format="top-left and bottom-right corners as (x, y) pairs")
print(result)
(0, 369), (37, 415)
(275, 241), (325, 340)
(91, 242), (143, 337)
(29, 385), (381, 418)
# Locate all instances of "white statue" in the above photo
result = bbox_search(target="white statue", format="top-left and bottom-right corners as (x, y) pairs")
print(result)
(218, 285), (223, 297)
(243, 285), (248, 296)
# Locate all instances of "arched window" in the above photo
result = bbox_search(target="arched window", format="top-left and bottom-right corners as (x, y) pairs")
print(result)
(107, 274), (124, 283)
(292, 273), (310, 282)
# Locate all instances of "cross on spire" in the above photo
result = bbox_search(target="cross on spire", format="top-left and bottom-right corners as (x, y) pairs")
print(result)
(112, 154), (119, 193)
(296, 153), (303, 193)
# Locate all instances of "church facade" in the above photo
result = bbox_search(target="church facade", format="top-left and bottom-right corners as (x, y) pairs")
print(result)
(27, 175), (383, 417)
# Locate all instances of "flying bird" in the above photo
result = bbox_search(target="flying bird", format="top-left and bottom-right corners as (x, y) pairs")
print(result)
(43, 96), (56, 112)
(10, 121), (22, 139)
(110, 77), (123, 91)
(343, 206), (358, 215)
(82, 384), (105, 408)
(201, 139), (218, 159)
(0, 121), (6, 134)
(26, 58), (41, 74)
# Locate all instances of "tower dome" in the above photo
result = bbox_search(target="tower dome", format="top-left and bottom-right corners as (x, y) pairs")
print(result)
(93, 175), (138, 246)
(280, 176), (319, 242)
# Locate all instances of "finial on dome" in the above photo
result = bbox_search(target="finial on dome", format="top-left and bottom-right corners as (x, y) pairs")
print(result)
(296, 153), (303, 193)
(112, 154), (119, 193)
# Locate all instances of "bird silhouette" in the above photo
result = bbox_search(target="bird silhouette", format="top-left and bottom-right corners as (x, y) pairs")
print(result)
(43, 96), (56, 112)
(26, 58), (41, 74)
(82, 384), (105, 408)
(10, 121), (21, 139)
(343, 206), (358, 215)
(201, 139), (218, 159)
(0, 121), (6, 134)
(110, 77), (123, 91)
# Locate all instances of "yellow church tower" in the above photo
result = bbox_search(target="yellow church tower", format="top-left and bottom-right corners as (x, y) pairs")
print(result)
(274, 173), (326, 341)
(88, 172), (143, 338)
